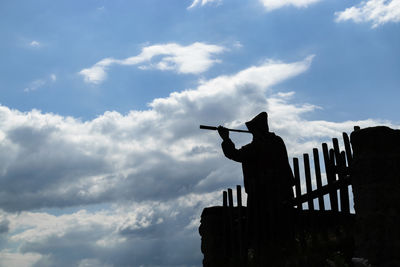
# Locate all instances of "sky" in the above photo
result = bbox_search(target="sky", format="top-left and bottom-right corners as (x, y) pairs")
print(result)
(0, 0), (399, 266)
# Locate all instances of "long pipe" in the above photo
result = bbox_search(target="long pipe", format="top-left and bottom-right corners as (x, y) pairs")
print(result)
(199, 125), (250, 133)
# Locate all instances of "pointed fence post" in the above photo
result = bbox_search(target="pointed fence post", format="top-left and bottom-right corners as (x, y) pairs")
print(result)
(313, 148), (325, 211)
(343, 132), (353, 166)
(303, 153), (315, 210)
(329, 148), (340, 212)
(293, 158), (302, 210)
(227, 188), (235, 258)
(332, 138), (350, 213)
(322, 143), (339, 212)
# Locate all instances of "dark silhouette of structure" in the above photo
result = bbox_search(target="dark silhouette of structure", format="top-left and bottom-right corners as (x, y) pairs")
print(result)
(350, 126), (400, 266)
(199, 123), (400, 266)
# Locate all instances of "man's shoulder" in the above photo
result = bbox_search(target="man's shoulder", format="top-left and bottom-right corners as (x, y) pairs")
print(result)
(268, 133), (287, 149)
(268, 132), (283, 141)
(240, 142), (254, 150)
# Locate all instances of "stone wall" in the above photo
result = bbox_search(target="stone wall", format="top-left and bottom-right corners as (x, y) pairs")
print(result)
(351, 126), (400, 266)
(199, 206), (246, 267)
(199, 207), (355, 266)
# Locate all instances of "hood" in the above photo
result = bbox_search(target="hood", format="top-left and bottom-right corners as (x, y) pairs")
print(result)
(245, 112), (269, 134)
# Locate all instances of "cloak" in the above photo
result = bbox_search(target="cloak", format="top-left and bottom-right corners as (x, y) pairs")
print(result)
(221, 112), (294, 204)
(221, 132), (294, 204)
(220, 112), (295, 245)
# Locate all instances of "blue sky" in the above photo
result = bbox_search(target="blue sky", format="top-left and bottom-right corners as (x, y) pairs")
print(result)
(0, 0), (399, 266)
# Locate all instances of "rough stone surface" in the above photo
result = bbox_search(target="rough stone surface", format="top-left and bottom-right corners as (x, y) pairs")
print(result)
(199, 206), (246, 267)
(351, 126), (400, 266)
(199, 207), (355, 266)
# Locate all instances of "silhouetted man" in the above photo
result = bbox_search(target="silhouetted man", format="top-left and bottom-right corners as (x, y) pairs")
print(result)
(218, 112), (294, 255)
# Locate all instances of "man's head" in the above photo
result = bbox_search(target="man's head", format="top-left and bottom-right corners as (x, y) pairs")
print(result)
(245, 112), (269, 135)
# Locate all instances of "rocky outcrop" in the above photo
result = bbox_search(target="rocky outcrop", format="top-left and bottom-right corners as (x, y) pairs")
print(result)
(199, 206), (246, 267)
(351, 126), (400, 266)
(199, 207), (355, 266)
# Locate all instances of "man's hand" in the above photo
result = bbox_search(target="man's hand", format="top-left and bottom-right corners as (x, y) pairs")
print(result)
(218, 125), (229, 141)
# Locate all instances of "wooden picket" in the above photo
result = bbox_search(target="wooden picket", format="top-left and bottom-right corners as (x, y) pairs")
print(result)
(313, 148), (325, 211)
(292, 133), (353, 213)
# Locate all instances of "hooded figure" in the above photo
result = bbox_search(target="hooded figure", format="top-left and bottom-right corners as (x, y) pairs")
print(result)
(218, 112), (294, 251)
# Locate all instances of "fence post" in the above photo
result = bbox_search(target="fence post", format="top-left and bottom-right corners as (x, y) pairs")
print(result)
(228, 188), (234, 208)
(223, 191), (227, 207)
(313, 148), (325, 211)
(293, 158), (302, 210)
(222, 191), (228, 258)
(343, 132), (353, 166)
(322, 143), (339, 212)
(329, 148), (340, 212)
(303, 153), (315, 210)
(333, 138), (350, 213)
(236, 185), (244, 262)
(236, 185), (242, 207)
(227, 188), (234, 259)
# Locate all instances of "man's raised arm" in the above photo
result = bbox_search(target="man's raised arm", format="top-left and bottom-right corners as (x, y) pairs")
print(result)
(218, 126), (244, 162)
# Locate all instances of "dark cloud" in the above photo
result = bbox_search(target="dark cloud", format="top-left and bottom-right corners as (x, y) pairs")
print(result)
(13, 201), (205, 267)
(0, 219), (9, 234)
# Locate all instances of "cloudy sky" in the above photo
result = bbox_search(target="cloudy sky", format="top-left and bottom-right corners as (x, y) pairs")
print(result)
(0, 0), (399, 266)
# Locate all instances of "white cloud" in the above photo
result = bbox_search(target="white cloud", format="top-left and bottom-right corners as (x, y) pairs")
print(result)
(0, 251), (41, 267)
(233, 41), (243, 49)
(188, 0), (321, 11)
(1, 55), (395, 266)
(24, 79), (46, 93)
(23, 74), (57, 92)
(79, 42), (226, 84)
(259, 0), (321, 11)
(2, 193), (216, 266)
(29, 41), (40, 47)
(335, 0), (400, 28)
(188, 0), (222, 9)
